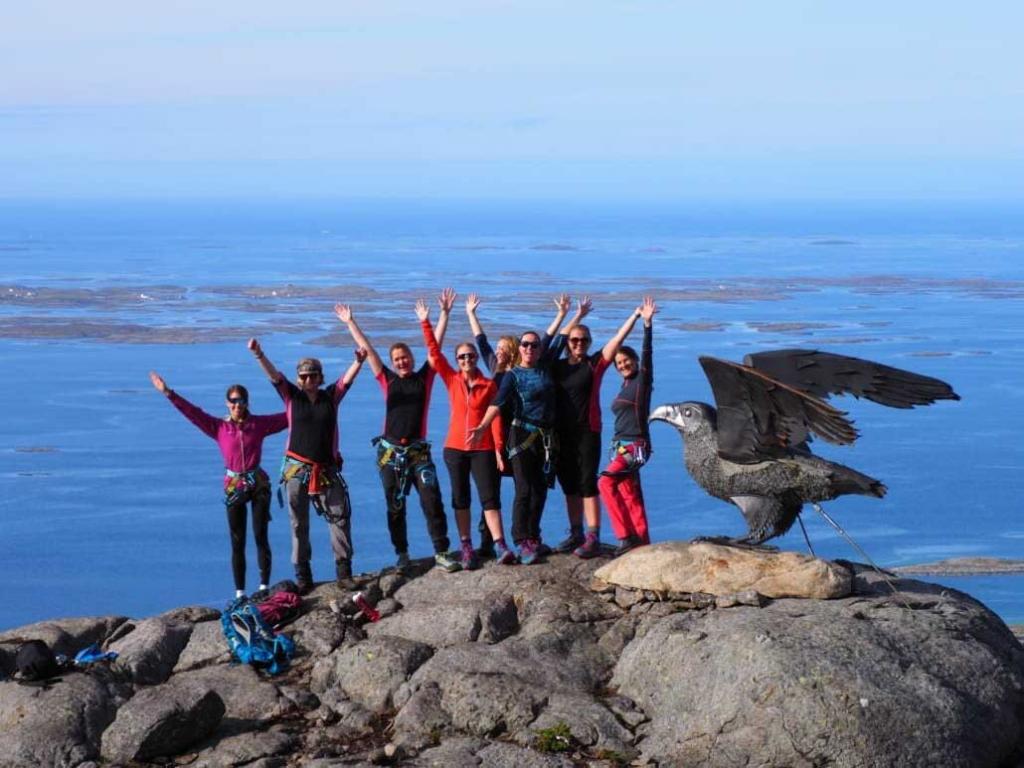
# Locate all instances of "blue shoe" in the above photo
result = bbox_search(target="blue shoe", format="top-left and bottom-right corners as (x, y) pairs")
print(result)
(495, 542), (518, 565)
(459, 541), (481, 571)
(574, 532), (602, 559)
(519, 539), (542, 566)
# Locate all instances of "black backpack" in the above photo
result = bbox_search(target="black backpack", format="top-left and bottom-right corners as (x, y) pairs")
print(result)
(15, 639), (62, 682)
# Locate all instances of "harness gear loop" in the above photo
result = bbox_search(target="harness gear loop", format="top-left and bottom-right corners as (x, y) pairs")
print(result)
(277, 450), (345, 517)
(600, 440), (650, 477)
(374, 437), (434, 503)
(507, 419), (558, 488)
(224, 467), (270, 507)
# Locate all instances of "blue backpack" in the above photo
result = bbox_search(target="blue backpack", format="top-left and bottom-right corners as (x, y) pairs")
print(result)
(221, 597), (295, 675)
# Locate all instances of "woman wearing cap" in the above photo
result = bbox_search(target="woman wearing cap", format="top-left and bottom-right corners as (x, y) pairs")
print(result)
(149, 372), (287, 598)
(468, 297), (589, 564)
(247, 339), (367, 593)
(599, 296), (657, 555)
(335, 290), (459, 575)
(417, 297), (515, 568)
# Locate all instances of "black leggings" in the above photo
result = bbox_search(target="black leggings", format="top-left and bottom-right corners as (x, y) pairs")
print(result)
(509, 427), (549, 544)
(443, 447), (501, 511)
(379, 458), (449, 555)
(226, 489), (272, 591)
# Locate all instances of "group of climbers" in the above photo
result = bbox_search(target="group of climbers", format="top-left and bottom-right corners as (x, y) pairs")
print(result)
(151, 289), (657, 595)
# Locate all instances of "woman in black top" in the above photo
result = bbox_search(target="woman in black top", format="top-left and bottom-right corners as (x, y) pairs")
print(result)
(336, 291), (461, 574)
(598, 296), (657, 555)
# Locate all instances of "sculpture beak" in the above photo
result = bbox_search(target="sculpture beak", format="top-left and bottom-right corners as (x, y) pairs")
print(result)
(648, 404), (675, 425)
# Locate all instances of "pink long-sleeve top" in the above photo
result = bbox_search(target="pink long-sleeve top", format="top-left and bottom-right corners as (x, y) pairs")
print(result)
(167, 391), (288, 473)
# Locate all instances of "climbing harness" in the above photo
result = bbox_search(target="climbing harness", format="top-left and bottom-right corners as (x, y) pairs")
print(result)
(277, 451), (350, 524)
(374, 437), (437, 502)
(507, 419), (557, 487)
(224, 467), (270, 507)
(600, 440), (650, 477)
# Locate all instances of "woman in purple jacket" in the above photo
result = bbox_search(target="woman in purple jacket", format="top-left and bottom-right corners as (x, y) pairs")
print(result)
(150, 372), (288, 597)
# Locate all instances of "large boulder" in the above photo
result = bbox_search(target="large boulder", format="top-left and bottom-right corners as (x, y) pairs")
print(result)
(101, 680), (225, 763)
(0, 672), (117, 767)
(594, 540), (852, 598)
(311, 635), (434, 712)
(611, 565), (1024, 767)
(109, 616), (193, 685)
(0, 615), (128, 657)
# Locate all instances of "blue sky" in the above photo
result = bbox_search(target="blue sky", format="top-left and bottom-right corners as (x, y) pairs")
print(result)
(2, 1), (1022, 201)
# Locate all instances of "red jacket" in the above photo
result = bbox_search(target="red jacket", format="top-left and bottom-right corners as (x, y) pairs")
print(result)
(421, 320), (504, 452)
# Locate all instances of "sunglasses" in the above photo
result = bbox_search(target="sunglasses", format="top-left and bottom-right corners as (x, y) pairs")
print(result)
(519, 341), (540, 349)
(298, 372), (321, 381)
(568, 337), (591, 345)
(227, 397), (248, 405)
(456, 353), (478, 361)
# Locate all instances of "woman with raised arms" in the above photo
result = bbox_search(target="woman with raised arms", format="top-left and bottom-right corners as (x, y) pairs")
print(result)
(248, 337), (367, 593)
(417, 296), (516, 568)
(149, 373), (287, 598)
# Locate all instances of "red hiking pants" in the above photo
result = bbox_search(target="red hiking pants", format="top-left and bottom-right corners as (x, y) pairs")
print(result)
(598, 446), (649, 543)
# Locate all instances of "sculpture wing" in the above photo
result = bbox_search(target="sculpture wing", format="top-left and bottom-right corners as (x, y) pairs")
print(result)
(699, 356), (858, 463)
(742, 349), (960, 408)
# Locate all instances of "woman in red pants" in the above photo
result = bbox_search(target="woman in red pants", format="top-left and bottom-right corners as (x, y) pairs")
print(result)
(598, 296), (657, 555)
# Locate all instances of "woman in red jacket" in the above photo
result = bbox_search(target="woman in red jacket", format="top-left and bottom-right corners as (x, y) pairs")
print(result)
(417, 298), (516, 568)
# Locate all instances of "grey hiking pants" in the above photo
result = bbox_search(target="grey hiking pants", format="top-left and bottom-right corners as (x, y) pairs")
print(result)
(285, 476), (352, 566)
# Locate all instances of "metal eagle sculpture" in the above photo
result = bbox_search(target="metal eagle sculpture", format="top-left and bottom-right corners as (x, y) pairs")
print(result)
(649, 349), (960, 547)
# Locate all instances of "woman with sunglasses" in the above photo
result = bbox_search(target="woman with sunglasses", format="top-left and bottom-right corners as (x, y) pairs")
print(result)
(149, 372), (287, 598)
(469, 298), (588, 564)
(417, 298), (516, 568)
(599, 296), (657, 555)
(465, 292), (570, 557)
(247, 339), (367, 594)
(336, 290), (461, 575)
(551, 299), (654, 559)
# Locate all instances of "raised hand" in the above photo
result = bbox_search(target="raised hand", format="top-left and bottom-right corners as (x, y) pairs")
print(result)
(553, 293), (571, 314)
(465, 292), (481, 315)
(247, 338), (262, 356)
(640, 296), (657, 322)
(415, 298), (430, 321)
(576, 295), (593, 318)
(334, 304), (353, 324)
(438, 287), (457, 313)
(149, 371), (169, 394)
(354, 347), (369, 363)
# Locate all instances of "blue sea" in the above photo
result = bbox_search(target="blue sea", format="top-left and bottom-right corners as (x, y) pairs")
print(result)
(1, 199), (1022, 631)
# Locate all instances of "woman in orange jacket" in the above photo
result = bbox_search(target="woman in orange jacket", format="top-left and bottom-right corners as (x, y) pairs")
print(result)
(417, 297), (516, 568)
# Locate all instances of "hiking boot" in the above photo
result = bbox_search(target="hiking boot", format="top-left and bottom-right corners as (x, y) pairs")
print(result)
(535, 540), (552, 557)
(476, 542), (497, 560)
(295, 562), (314, 595)
(519, 539), (542, 565)
(614, 535), (642, 557)
(459, 541), (481, 571)
(495, 542), (518, 565)
(335, 559), (355, 590)
(395, 552), (411, 575)
(552, 529), (584, 554)
(573, 531), (602, 559)
(434, 551), (462, 573)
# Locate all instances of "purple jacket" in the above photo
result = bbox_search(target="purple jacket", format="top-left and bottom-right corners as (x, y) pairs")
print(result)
(167, 391), (288, 473)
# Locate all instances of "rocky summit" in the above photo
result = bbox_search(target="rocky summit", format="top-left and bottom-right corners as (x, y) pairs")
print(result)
(1, 545), (1023, 767)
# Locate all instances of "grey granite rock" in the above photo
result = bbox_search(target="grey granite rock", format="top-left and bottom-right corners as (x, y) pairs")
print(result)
(109, 616), (193, 685)
(311, 635), (434, 712)
(100, 680), (224, 763)
(0, 615), (128, 657)
(173, 618), (232, 673)
(611, 565), (1024, 767)
(0, 672), (117, 767)
(175, 664), (289, 723)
